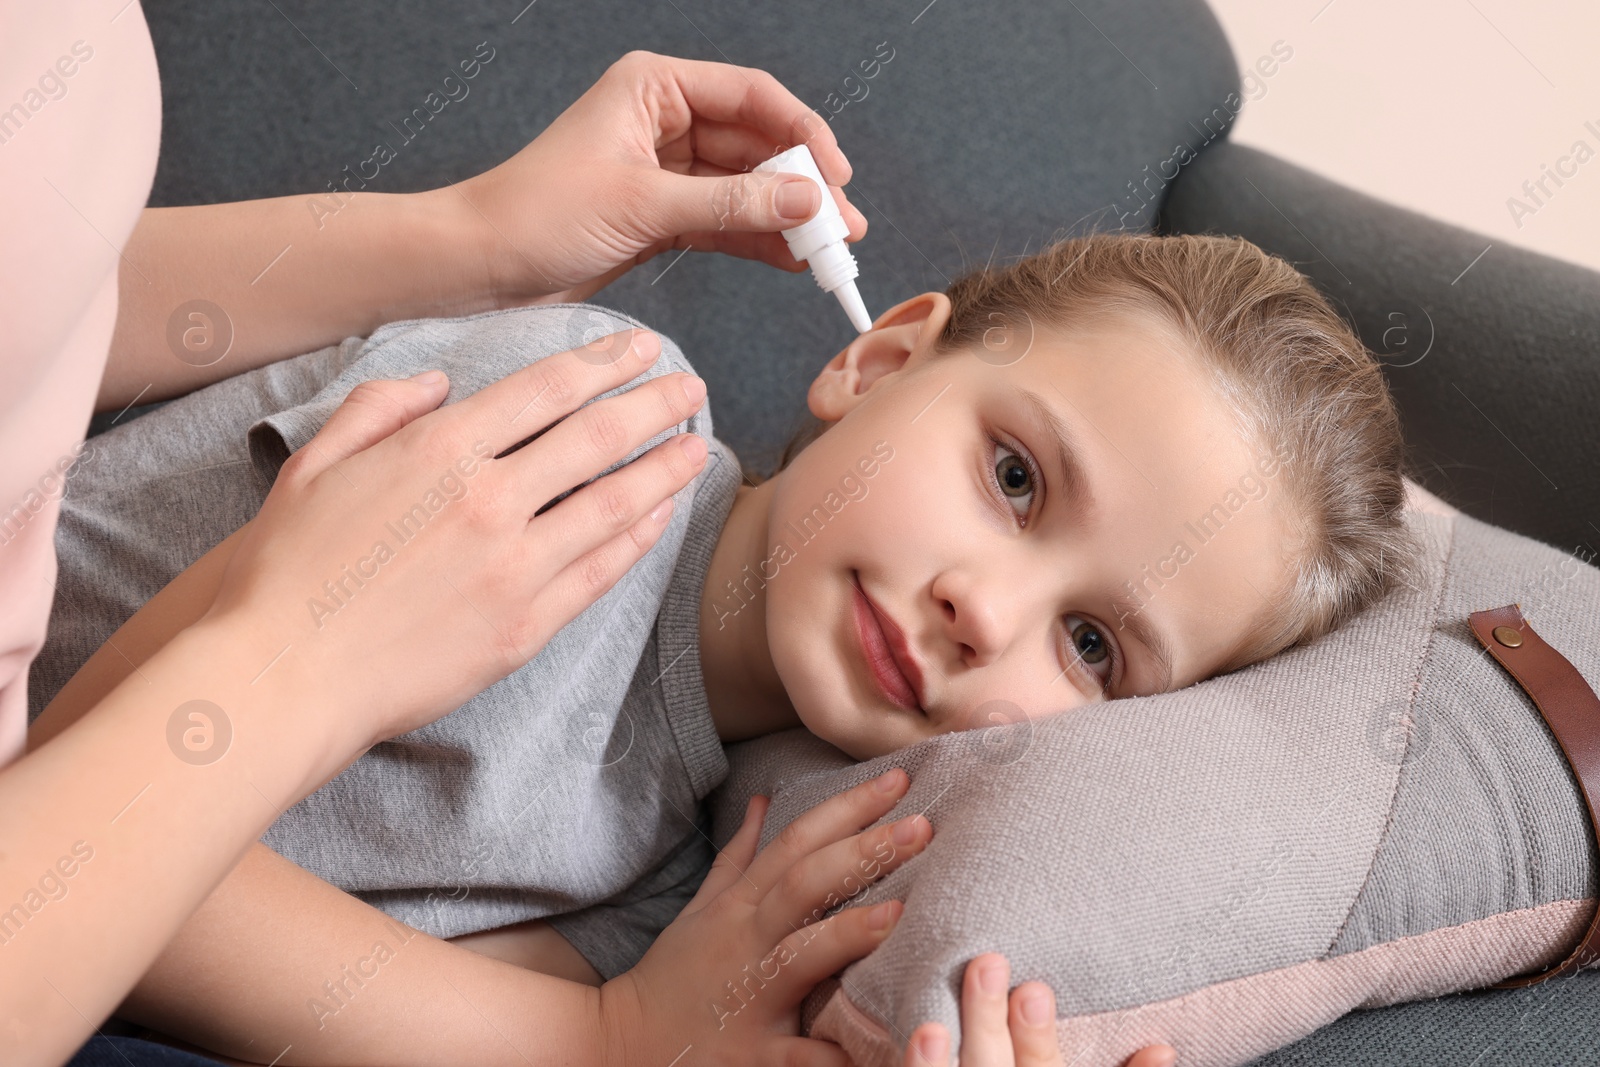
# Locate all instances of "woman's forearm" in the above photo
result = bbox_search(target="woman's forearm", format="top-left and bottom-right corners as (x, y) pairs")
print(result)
(125, 844), (604, 1067)
(101, 188), (504, 412)
(0, 619), (355, 1067)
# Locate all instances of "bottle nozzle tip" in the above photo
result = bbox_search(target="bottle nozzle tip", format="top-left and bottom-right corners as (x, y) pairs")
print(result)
(833, 280), (873, 334)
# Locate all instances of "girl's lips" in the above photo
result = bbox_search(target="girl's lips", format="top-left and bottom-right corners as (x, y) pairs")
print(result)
(850, 574), (925, 713)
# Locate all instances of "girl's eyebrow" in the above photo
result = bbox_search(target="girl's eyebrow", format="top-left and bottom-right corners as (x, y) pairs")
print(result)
(1109, 593), (1176, 695)
(1016, 386), (1176, 693)
(1017, 387), (1099, 525)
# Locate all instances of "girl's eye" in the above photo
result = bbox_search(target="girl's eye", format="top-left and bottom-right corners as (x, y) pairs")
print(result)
(990, 441), (1039, 521)
(1066, 614), (1117, 693)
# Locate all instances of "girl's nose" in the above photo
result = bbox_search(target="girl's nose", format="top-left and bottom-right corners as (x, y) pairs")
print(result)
(930, 568), (1015, 669)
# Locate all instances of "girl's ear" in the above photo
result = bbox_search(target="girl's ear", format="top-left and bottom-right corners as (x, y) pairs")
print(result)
(807, 292), (952, 422)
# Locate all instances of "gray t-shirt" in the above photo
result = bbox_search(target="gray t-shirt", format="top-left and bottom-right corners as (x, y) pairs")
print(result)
(29, 304), (743, 978)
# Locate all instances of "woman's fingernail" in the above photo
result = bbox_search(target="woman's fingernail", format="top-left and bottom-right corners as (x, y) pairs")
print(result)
(649, 499), (674, 524)
(892, 815), (923, 847)
(915, 1028), (948, 1065)
(868, 901), (898, 931)
(775, 178), (818, 220)
(630, 331), (660, 360)
(681, 375), (707, 404)
(978, 960), (1007, 997)
(1020, 988), (1052, 1027)
(411, 370), (446, 385)
(679, 433), (707, 464)
(873, 768), (905, 793)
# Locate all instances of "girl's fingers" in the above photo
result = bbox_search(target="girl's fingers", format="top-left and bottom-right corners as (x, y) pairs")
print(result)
(1008, 982), (1065, 1067)
(1122, 1046), (1177, 1067)
(767, 1037), (854, 1067)
(758, 900), (904, 1004)
(961, 954), (1016, 1067)
(689, 795), (769, 907)
(279, 372), (449, 482)
(906, 1023), (952, 1067)
(739, 768), (911, 903)
(754, 811), (929, 948)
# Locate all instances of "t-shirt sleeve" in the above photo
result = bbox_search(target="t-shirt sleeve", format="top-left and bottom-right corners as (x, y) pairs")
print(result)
(544, 821), (716, 980)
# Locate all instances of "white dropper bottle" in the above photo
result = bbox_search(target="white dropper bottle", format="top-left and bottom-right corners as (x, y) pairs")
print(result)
(754, 144), (873, 334)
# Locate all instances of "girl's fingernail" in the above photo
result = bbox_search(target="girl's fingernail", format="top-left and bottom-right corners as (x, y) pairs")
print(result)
(915, 1028), (949, 1065)
(649, 499), (674, 523)
(868, 901), (898, 931)
(681, 375), (706, 404)
(1020, 988), (1052, 1027)
(978, 960), (1007, 996)
(873, 768), (905, 793)
(679, 433), (708, 463)
(892, 815), (923, 846)
(412, 370), (446, 385)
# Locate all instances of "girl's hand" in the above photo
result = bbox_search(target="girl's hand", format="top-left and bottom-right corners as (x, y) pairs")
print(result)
(907, 955), (1177, 1067)
(454, 50), (868, 306)
(203, 328), (706, 781)
(599, 769), (930, 1067)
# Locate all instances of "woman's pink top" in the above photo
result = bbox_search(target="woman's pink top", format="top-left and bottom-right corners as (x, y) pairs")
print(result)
(0, 3), (161, 765)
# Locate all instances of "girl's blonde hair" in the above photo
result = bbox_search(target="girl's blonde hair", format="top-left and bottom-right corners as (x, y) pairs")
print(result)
(777, 231), (1416, 672)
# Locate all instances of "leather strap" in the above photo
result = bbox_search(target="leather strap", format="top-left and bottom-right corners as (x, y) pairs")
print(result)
(1469, 604), (1600, 987)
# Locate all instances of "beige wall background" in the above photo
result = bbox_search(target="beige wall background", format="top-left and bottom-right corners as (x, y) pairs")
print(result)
(1205, 0), (1599, 273)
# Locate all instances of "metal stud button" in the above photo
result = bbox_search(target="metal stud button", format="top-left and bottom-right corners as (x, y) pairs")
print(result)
(1492, 625), (1524, 648)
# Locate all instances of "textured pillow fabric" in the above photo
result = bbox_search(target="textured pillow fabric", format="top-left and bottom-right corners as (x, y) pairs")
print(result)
(711, 510), (1600, 1066)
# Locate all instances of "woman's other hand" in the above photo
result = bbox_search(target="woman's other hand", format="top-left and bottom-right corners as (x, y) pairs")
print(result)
(202, 327), (705, 787)
(907, 955), (1177, 1067)
(454, 50), (869, 305)
(599, 768), (928, 1067)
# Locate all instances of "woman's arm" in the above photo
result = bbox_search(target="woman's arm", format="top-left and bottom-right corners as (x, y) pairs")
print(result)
(101, 193), (499, 412)
(6, 335), (710, 1065)
(101, 50), (865, 413)
(123, 844), (603, 1065)
(30, 525), (244, 749)
(33, 519), (603, 1017)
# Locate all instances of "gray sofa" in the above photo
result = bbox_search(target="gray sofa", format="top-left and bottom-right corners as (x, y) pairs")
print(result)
(136, 1), (1600, 1062)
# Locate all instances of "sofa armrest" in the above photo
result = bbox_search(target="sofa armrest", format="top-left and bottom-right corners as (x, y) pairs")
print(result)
(1159, 141), (1600, 558)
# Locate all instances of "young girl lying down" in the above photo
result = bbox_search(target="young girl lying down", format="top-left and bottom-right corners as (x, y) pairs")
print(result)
(31, 231), (1416, 1063)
